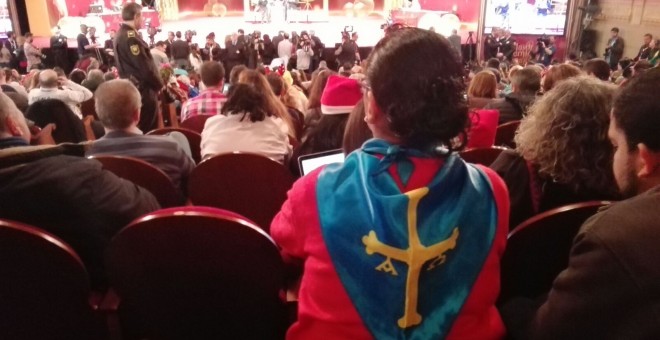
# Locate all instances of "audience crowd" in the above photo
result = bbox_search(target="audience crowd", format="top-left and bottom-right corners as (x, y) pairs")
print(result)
(2, 8), (660, 339)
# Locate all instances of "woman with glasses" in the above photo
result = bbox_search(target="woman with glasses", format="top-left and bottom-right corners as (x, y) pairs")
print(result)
(271, 28), (509, 339)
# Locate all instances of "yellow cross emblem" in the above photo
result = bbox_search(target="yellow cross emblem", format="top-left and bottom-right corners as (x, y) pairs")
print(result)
(362, 187), (459, 329)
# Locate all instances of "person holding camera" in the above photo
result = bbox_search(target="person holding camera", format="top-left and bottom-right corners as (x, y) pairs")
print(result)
(335, 32), (359, 68)
(296, 36), (314, 76)
(530, 35), (555, 66)
(23, 33), (45, 71)
(604, 27), (625, 70)
(247, 31), (265, 69)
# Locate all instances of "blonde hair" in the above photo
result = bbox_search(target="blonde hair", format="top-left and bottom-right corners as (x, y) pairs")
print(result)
(467, 71), (497, 98)
(515, 76), (617, 194)
(238, 70), (295, 138)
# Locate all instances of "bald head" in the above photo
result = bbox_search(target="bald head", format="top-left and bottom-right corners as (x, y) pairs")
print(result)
(95, 79), (142, 130)
(0, 92), (30, 141)
(39, 70), (58, 88)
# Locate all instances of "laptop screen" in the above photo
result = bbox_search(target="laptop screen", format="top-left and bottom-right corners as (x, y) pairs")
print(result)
(298, 150), (345, 176)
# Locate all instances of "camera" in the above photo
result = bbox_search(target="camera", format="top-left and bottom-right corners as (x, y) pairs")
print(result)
(341, 26), (354, 39)
(537, 35), (550, 47)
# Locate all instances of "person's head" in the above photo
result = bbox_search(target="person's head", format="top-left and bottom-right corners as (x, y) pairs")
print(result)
(633, 60), (652, 76)
(231, 32), (238, 42)
(610, 68), (660, 197)
(342, 99), (371, 154)
(89, 27), (96, 35)
(69, 69), (87, 84)
(155, 40), (166, 52)
(175, 31), (182, 39)
(206, 33), (215, 44)
(352, 32), (358, 41)
(0, 92), (30, 142)
(103, 71), (117, 81)
(508, 64), (523, 79)
(221, 83), (270, 122)
(229, 64), (248, 85)
(95, 79), (142, 131)
(516, 76), (617, 194)
(468, 71), (498, 99)
(365, 28), (468, 151)
(486, 58), (500, 69)
(24, 33), (33, 43)
(121, 3), (143, 29)
(619, 57), (634, 78)
(200, 61), (225, 88)
(7, 31), (14, 39)
(451, 29), (457, 35)
(611, 27), (619, 38)
(26, 99), (87, 143)
(238, 28), (244, 35)
(263, 34), (271, 43)
(307, 69), (334, 112)
(283, 33), (290, 40)
(110, 29), (116, 39)
(87, 69), (105, 83)
(548, 36), (555, 45)
(510, 67), (541, 94)
(542, 63), (582, 92)
(80, 24), (88, 34)
(168, 31), (174, 40)
(266, 73), (285, 97)
(38, 70), (59, 89)
(238, 69), (292, 132)
(651, 39), (659, 49)
(643, 33), (653, 46)
(584, 58), (611, 81)
(53, 67), (66, 78)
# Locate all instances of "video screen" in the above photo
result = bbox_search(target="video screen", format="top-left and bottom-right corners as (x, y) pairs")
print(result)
(483, 0), (569, 35)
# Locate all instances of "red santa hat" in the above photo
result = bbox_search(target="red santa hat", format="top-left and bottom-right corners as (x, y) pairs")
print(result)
(320, 75), (362, 115)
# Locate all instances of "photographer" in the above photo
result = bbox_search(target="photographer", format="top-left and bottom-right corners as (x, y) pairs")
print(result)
(530, 35), (555, 66)
(309, 30), (324, 71)
(185, 30), (196, 44)
(296, 35), (314, 75)
(203, 33), (221, 62)
(247, 31), (265, 69)
(335, 30), (359, 68)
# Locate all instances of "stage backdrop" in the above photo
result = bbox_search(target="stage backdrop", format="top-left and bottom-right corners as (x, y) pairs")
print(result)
(512, 34), (566, 64)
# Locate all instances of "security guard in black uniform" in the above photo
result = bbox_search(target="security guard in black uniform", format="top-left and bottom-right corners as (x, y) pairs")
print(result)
(114, 3), (163, 132)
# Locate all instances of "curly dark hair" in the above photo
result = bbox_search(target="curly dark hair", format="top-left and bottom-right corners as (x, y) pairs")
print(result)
(366, 27), (468, 153)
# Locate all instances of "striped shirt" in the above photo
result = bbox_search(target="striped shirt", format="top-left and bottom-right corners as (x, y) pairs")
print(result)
(180, 87), (227, 122)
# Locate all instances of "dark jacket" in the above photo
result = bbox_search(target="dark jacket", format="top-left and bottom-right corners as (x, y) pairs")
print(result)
(114, 23), (163, 92)
(171, 39), (190, 60)
(485, 92), (537, 125)
(531, 186), (660, 339)
(0, 142), (160, 288)
(490, 149), (618, 229)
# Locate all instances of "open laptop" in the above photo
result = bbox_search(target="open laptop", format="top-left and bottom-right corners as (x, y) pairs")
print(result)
(298, 149), (345, 176)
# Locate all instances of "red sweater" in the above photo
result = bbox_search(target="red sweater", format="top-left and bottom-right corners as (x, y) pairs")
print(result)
(271, 161), (509, 339)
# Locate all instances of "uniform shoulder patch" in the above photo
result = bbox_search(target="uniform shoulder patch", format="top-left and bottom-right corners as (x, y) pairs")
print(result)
(127, 30), (136, 38)
(130, 44), (140, 56)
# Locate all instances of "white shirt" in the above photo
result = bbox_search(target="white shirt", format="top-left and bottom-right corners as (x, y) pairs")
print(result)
(278, 39), (293, 67)
(201, 112), (291, 163)
(28, 80), (93, 119)
(295, 48), (314, 71)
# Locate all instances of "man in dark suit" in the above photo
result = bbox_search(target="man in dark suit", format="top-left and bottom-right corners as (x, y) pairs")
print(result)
(484, 28), (502, 61)
(530, 68), (660, 339)
(50, 26), (68, 71)
(77, 24), (96, 59)
(634, 33), (653, 61)
(164, 31), (175, 59)
(224, 33), (246, 81)
(4, 31), (18, 69)
(448, 29), (462, 60)
(171, 31), (190, 69)
(605, 27), (624, 70)
(114, 3), (163, 132)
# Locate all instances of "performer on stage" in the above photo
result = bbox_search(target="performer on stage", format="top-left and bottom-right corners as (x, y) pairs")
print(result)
(50, 26), (69, 71)
(114, 3), (163, 132)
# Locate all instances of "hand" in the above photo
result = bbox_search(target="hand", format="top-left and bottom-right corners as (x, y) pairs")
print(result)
(496, 52), (504, 58)
(31, 123), (56, 145)
(57, 76), (68, 87)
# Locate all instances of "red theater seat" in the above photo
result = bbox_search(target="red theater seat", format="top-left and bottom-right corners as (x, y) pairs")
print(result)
(180, 114), (213, 133)
(106, 206), (286, 339)
(89, 155), (182, 207)
(495, 120), (521, 149)
(0, 219), (104, 338)
(188, 152), (295, 232)
(498, 201), (612, 305)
